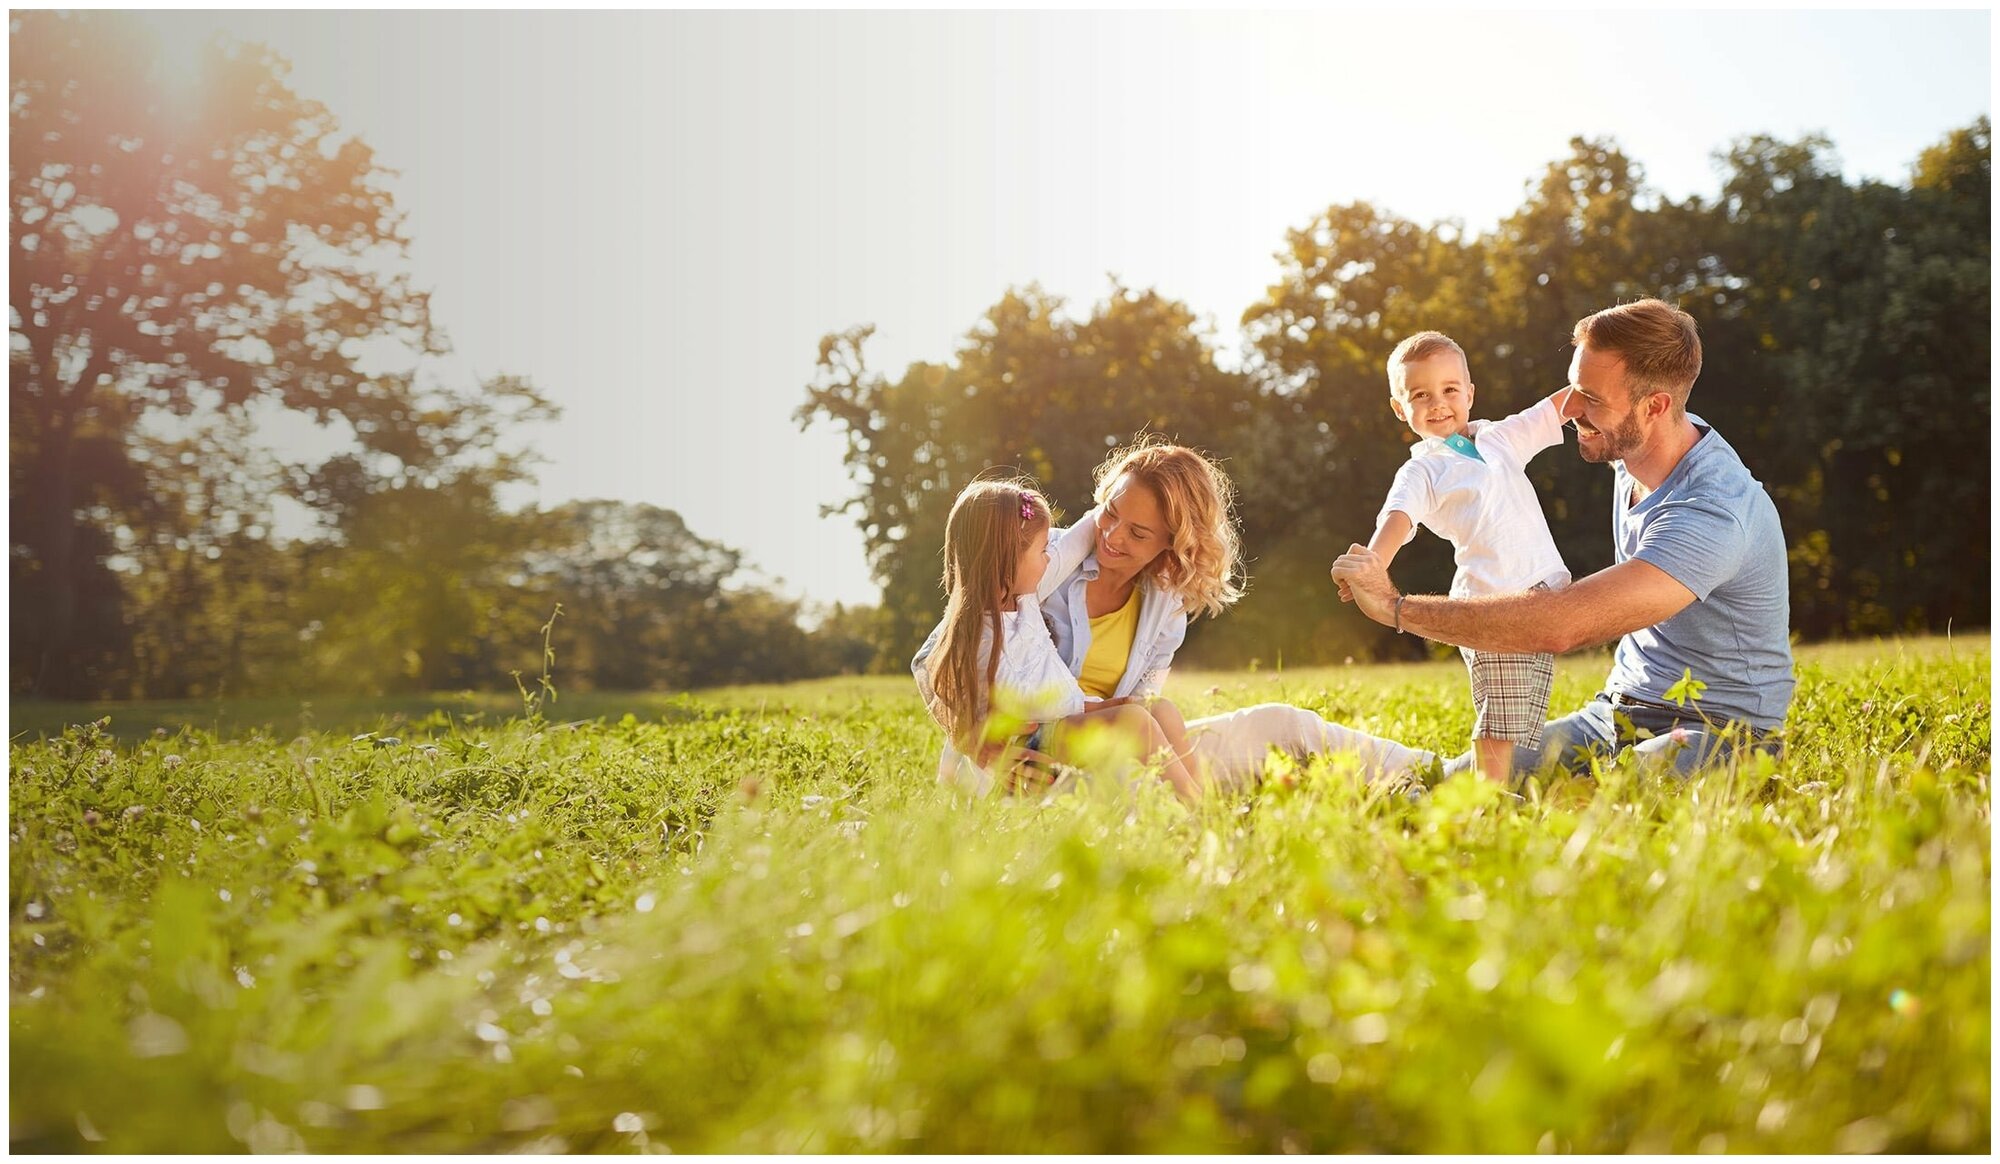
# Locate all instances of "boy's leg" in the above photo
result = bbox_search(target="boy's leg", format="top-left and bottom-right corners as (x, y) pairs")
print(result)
(1464, 648), (1558, 784)
(1473, 738), (1516, 784)
(1463, 647), (1510, 784)
(1445, 697), (1618, 780)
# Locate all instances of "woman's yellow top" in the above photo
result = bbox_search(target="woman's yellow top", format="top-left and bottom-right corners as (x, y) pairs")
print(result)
(1078, 587), (1142, 699)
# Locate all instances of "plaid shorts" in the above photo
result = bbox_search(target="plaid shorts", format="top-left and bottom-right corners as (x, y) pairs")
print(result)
(1460, 646), (1557, 746)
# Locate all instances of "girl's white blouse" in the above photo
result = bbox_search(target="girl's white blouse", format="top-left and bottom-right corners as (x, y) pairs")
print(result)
(911, 511), (1100, 795)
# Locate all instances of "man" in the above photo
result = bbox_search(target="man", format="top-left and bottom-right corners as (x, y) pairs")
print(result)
(1331, 299), (1794, 778)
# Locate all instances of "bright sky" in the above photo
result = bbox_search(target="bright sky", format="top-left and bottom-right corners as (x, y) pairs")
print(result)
(130, 9), (1990, 611)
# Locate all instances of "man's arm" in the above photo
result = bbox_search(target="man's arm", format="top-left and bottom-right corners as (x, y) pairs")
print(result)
(1330, 545), (1696, 654)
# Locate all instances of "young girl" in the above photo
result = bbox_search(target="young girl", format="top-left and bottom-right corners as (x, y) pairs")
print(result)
(912, 477), (1204, 801)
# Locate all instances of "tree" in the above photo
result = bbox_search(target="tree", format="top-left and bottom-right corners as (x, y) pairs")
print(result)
(517, 500), (878, 691)
(800, 283), (1255, 669)
(9, 11), (443, 695)
(287, 376), (558, 694)
(802, 602), (883, 677)
(116, 407), (302, 698)
(522, 500), (747, 691)
(1706, 123), (1990, 634)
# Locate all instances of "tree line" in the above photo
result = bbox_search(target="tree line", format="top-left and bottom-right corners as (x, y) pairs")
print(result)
(11, 12), (1989, 699)
(9, 11), (870, 700)
(802, 121), (1990, 672)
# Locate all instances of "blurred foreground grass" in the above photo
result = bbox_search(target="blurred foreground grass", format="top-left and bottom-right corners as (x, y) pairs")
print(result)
(8, 635), (1990, 1151)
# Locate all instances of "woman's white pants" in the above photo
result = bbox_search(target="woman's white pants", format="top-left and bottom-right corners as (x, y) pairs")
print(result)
(1183, 702), (1435, 791)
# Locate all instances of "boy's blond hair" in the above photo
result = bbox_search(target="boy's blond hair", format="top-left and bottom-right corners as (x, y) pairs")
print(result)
(1386, 331), (1471, 397)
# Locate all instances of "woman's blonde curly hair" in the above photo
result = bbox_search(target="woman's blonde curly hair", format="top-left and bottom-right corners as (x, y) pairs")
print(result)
(1092, 436), (1245, 619)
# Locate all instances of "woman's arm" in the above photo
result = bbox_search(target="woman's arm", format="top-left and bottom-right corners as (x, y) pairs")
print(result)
(992, 598), (1087, 722)
(1130, 607), (1189, 700)
(1036, 505), (1101, 601)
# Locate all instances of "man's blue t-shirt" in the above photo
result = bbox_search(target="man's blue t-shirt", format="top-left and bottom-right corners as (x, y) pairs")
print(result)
(1604, 416), (1795, 730)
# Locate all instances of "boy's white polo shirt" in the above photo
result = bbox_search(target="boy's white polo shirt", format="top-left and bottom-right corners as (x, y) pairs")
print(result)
(1377, 395), (1572, 598)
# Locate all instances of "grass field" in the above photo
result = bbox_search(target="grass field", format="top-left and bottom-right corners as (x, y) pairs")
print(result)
(8, 635), (1990, 1151)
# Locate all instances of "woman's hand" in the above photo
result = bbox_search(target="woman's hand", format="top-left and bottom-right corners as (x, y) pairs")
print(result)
(1000, 748), (1063, 794)
(973, 731), (1034, 769)
(973, 732), (1065, 794)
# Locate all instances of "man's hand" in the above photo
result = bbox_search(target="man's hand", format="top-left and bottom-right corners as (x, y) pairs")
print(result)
(1330, 543), (1400, 628)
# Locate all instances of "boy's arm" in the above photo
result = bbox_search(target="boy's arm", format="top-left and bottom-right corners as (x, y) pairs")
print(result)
(1482, 387), (1573, 462)
(1367, 461), (1428, 574)
(1366, 510), (1414, 571)
(1036, 505), (1101, 601)
(1336, 456), (1432, 604)
(1338, 503), (1417, 603)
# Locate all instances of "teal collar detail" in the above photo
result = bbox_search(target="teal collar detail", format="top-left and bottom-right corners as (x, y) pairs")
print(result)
(1441, 432), (1484, 462)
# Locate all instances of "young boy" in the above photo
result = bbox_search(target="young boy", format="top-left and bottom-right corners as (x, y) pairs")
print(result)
(1357, 331), (1572, 784)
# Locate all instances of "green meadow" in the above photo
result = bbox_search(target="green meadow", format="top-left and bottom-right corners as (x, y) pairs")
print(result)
(8, 636), (1990, 1152)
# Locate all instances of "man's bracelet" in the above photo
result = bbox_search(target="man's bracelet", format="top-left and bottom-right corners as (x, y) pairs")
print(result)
(1394, 593), (1408, 634)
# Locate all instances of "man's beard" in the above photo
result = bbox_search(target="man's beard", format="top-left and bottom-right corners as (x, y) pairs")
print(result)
(1577, 409), (1644, 463)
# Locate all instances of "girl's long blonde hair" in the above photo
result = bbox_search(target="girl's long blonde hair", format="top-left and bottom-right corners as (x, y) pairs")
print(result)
(1093, 437), (1245, 619)
(928, 477), (1053, 749)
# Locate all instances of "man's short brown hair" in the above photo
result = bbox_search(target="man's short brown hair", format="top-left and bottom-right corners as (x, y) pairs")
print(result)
(1572, 299), (1702, 411)
(1386, 330), (1470, 397)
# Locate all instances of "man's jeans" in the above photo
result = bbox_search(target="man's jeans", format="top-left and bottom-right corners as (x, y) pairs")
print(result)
(1444, 692), (1782, 780)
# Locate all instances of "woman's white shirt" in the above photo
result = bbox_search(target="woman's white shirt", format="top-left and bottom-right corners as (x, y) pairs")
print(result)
(1039, 557), (1188, 701)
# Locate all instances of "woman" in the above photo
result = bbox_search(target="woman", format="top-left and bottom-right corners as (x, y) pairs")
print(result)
(917, 437), (1436, 794)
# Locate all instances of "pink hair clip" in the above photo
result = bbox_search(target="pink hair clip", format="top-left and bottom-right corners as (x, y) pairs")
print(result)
(1019, 498), (1036, 520)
